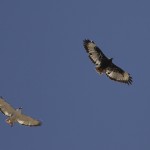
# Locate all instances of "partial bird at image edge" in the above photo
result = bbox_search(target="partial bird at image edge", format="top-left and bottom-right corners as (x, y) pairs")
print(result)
(0, 97), (42, 127)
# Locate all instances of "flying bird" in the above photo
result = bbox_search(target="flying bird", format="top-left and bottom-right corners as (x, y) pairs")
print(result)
(0, 97), (42, 127)
(83, 39), (132, 85)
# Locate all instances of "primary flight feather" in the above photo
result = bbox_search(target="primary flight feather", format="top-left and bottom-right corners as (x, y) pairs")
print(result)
(83, 39), (132, 85)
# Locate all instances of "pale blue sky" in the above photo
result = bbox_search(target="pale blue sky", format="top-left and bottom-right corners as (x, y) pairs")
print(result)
(0, 0), (150, 150)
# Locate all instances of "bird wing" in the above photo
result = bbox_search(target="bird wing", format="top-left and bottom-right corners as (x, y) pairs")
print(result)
(0, 97), (16, 116)
(16, 113), (42, 126)
(83, 39), (108, 66)
(105, 63), (132, 85)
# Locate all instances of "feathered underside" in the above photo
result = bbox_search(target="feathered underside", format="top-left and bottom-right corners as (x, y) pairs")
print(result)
(83, 39), (133, 85)
(0, 97), (15, 117)
(16, 114), (42, 126)
(105, 63), (132, 85)
(83, 39), (108, 66)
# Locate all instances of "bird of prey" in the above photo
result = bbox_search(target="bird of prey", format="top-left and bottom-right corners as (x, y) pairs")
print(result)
(0, 97), (42, 127)
(83, 39), (132, 85)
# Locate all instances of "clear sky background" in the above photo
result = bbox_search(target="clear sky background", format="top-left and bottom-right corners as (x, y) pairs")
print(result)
(0, 0), (150, 150)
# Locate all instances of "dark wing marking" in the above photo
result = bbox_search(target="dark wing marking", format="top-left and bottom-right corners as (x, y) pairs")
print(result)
(83, 39), (108, 66)
(105, 63), (132, 85)
(16, 113), (42, 126)
(0, 98), (16, 116)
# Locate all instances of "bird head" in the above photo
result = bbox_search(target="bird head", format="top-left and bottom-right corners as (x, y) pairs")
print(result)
(16, 107), (23, 113)
(109, 58), (113, 62)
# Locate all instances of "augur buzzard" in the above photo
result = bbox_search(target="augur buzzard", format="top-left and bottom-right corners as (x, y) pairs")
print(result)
(0, 97), (42, 127)
(83, 39), (132, 85)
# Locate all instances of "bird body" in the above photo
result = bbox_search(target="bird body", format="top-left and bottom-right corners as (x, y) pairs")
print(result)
(83, 39), (132, 85)
(0, 97), (42, 127)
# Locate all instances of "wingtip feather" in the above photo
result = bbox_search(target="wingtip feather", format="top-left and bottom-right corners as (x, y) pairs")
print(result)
(83, 39), (95, 51)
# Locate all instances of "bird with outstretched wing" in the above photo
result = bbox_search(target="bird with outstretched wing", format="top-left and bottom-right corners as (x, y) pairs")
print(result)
(83, 39), (132, 85)
(0, 97), (42, 127)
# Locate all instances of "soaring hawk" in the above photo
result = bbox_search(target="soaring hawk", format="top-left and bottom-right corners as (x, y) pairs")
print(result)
(83, 39), (132, 85)
(0, 97), (42, 127)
